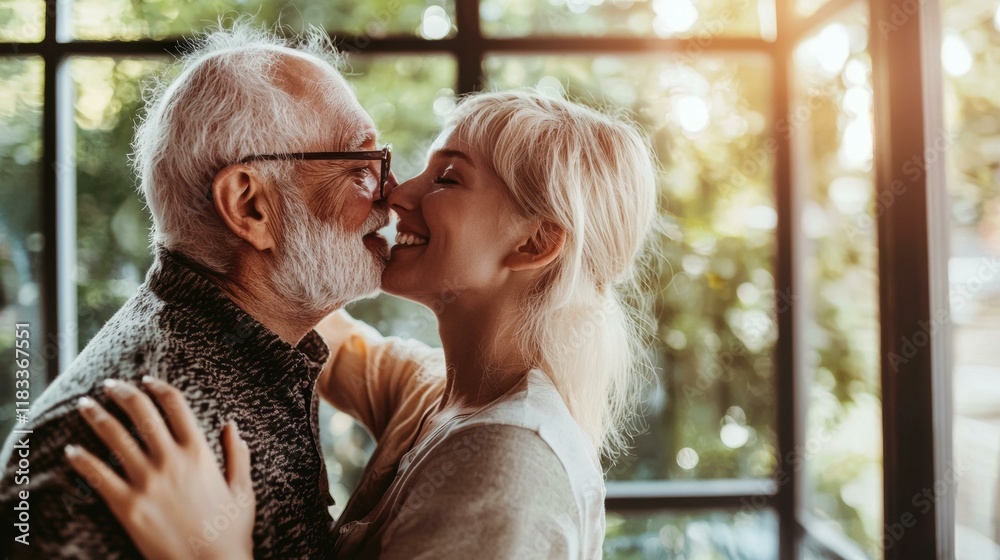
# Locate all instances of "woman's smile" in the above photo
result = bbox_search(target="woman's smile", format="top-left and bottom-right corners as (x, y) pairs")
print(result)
(393, 230), (429, 247)
(389, 225), (431, 262)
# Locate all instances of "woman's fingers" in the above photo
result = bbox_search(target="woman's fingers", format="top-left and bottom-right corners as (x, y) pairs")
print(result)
(102, 379), (174, 463)
(141, 376), (201, 446)
(64, 444), (132, 511)
(222, 421), (254, 499)
(76, 397), (149, 482)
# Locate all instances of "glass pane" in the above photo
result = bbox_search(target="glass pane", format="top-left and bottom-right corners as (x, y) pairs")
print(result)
(73, 0), (455, 41)
(605, 508), (778, 559)
(72, 58), (165, 349)
(322, 54), (456, 509)
(796, 0), (832, 18)
(942, 0), (1000, 557)
(793, 2), (883, 555)
(0, 57), (44, 439)
(481, 0), (768, 38)
(486, 54), (777, 481)
(0, 0), (44, 42)
(800, 541), (837, 559)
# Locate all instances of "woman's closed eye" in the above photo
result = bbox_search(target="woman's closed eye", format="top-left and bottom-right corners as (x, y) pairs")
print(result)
(433, 170), (461, 185)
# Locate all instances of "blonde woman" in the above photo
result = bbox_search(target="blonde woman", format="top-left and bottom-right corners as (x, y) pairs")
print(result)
(64, 90), (658, 559)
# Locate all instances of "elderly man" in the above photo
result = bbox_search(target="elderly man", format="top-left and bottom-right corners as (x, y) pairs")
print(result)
(0, 23), (392, 559)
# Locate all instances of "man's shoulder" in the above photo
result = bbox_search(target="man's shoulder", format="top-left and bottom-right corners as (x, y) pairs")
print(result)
(31, 282), (210, 414)
(9, 275), (242, 450)
(75, 280), (175, 364)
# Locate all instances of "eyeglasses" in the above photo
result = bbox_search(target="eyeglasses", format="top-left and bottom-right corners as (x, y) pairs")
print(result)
(208, 145), (393, 200)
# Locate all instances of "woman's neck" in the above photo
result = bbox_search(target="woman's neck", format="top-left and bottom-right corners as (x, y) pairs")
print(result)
(435, 299), (533, 411)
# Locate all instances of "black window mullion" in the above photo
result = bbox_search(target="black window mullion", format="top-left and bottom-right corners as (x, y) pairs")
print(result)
(771, 0), (800, 555)
(40, 0), (60, 384)
(869, 0), (952, 556)
(454, 0), (483, 94)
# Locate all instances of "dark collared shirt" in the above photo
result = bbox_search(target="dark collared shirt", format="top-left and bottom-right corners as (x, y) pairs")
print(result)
(0, 245), (335, 559)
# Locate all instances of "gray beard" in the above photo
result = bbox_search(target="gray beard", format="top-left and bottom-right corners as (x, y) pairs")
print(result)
(269, 193), (383, 315)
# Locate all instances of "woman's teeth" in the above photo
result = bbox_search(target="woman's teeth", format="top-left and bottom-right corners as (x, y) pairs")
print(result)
(394, 232), (429, 246)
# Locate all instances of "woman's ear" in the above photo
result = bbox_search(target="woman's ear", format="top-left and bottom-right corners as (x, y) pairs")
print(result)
(505, 221), (566, 271)
(211, 165), (278, 252)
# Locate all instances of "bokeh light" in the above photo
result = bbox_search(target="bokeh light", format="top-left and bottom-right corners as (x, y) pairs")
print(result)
(676, 447), (700, 470)
(942, 32), (974, 76)
(419, 5), (452, 40)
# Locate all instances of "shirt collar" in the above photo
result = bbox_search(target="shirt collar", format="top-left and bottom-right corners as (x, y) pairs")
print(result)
(145, 245), (331, 387)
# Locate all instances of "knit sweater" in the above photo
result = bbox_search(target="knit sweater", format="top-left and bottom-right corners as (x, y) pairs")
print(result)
(0, 245), (335, 559)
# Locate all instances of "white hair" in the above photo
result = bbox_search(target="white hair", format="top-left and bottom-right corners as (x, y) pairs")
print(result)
(132, 18), (353, 273)
(449, 90), (659, 461)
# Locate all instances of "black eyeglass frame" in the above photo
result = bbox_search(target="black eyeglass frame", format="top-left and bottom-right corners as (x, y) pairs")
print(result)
(207, 145), (393, 200)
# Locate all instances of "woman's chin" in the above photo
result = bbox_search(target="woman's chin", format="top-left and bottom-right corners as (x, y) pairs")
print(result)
(381, 244), (423, 286)
(379, 263), (414, 298)
(380, 265), (443, 310)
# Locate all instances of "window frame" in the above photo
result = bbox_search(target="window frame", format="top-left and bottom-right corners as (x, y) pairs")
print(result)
(1, 0), (951, 556)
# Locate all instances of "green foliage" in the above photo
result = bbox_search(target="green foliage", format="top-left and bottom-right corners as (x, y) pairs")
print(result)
(68, 0), (453, 40)
(604, 509), (777, 558)
(480, 0), (761, 38)
(0, 0), (44, 41)
(0, 58), (44, 438)
(793, 3), (883, 550)
(73, 59), (163, 346)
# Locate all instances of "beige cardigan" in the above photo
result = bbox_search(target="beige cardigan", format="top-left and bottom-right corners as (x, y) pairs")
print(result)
(314, 312), (606, 559)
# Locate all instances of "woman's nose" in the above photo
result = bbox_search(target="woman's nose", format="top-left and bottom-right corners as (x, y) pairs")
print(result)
(386, 174), (419, 212)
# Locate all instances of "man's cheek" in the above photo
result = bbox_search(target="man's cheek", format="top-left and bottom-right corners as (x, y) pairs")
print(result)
(325, 190), (368, 230)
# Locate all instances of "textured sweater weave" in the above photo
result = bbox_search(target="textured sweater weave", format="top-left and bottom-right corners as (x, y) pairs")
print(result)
(0, 245), (335, 559)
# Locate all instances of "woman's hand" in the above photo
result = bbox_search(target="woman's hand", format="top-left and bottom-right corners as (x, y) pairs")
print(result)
(64, 376), (256, 560)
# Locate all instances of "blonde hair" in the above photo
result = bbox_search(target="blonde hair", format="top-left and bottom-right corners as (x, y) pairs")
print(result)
(449, 90), (658, 461)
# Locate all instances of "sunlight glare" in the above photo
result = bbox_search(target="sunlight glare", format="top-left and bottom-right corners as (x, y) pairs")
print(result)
(652, 0), (699, 36)
(420, 6), (451, 40)
(672, 94), (710, 134)
(941, 33), (973, 76)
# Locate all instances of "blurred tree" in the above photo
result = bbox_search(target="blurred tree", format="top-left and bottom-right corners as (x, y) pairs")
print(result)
(794, 5), (883, 551)
(0, 0), (44, 41)
(480, 0), (762, 38)
(71, 0), (454, 40)
(0, 57), (43, 442)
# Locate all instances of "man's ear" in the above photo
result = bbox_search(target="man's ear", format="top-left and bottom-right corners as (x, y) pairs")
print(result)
(505, 221), (566, 271)
(211, 165), (278, 252)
